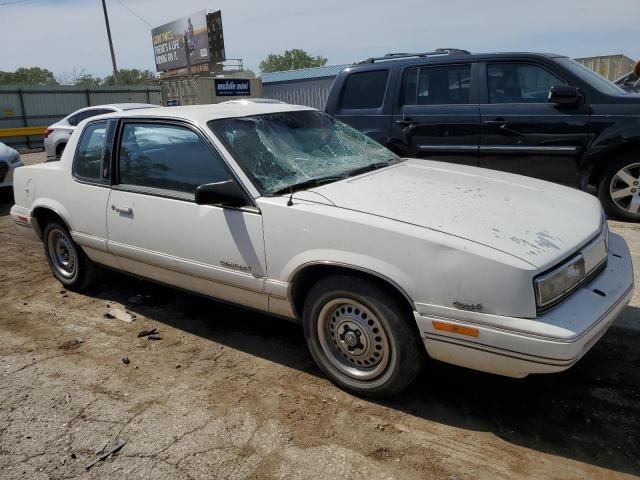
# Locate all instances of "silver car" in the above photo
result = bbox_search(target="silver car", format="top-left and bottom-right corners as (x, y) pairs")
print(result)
(44, 103), (158, 161)
(0, 141), (23, 189)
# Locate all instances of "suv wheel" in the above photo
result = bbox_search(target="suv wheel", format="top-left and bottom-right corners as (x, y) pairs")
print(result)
(302, 275), (424, 397)
(599, 154), (640, 221)
(43, 221), (97, 290)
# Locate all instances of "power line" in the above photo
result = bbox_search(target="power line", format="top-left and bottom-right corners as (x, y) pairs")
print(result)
(114, 0), (153, 27)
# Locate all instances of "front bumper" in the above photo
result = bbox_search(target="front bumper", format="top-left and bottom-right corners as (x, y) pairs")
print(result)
(414, 232), (634, 378)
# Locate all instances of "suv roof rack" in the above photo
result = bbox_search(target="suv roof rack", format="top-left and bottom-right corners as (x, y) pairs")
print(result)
(358, 48), (470, 64)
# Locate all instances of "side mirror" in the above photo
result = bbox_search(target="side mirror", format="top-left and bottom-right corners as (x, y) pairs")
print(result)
(195, 180), (249, 207)
(548, 85), (582, 106)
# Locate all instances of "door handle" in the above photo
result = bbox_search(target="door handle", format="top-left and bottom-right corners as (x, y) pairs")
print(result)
(395, 118), (417, 127)
(111, 204), (132, 215)
(483, 118), (507, 125)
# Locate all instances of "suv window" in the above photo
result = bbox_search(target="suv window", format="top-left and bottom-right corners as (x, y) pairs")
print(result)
(340, 70), (389, 109)
(403, 64), (471, 105)
(117, 123), (229, 195)
(74, 120), (108, 181)
(487, 63), (566, 103)
(68, 108), (113, 126)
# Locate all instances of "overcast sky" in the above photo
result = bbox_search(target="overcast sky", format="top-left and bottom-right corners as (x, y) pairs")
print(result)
(1, 0), (638, 78)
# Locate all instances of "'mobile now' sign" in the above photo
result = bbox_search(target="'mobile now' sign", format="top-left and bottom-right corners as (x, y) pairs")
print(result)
(215, 79), (251, 97)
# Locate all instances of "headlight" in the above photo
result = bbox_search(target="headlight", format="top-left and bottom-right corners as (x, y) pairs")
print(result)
(534, 254), (586, 308)
(9, 151), (21, 164)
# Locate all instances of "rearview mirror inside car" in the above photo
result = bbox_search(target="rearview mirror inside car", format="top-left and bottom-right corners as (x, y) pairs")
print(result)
(548, 85), (582, 106)
(195, 180), (248, 207)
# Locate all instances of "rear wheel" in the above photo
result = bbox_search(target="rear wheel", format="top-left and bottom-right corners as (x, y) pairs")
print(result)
(55, 143), (66, 160)
(302, 275), (425, 397)
(599, 154), (640, 221)
(43, 221), (97, 290)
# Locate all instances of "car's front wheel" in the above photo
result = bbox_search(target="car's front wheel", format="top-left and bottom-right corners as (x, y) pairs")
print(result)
(43, 221), (97, 290)
(302, 275), (424, 397)
(599, 154), (640, 221)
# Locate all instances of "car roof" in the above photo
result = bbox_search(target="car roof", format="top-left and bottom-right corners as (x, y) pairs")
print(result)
(94, 102), (316, 124)
(351, 51), (568, 69)
(70, 103), (158, 115)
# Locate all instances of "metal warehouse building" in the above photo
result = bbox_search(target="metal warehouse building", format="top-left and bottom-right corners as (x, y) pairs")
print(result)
(261, 64), (348, 110)
(574, 54), (635, 81)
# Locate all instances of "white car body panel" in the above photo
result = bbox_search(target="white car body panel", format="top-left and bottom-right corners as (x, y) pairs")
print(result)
(10, 103), (635, 380)
(106, 189), (268, 311)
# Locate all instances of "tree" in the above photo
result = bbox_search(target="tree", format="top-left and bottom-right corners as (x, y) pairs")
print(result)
(75, 73), (103, 87)
(0, 67), (58, 86)
(103, 68), (158, 85)
(56, 68), (102, 87)
(259, 49), (328, 73)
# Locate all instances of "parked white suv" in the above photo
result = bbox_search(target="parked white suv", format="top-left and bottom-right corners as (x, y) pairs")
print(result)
(11, 103), (634, 397)
(44, 103), (158, 161)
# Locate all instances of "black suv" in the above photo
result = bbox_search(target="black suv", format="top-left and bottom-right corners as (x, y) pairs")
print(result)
(325, 49), (640, 220)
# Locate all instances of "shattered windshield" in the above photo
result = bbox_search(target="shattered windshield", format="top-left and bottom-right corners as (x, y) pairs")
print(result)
(208, 110), (400, 195)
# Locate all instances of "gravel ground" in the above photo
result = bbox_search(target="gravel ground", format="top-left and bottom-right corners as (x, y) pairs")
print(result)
(0, 152), (639, 479)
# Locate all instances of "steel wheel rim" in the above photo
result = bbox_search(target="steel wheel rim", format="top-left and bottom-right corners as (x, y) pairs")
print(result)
(317, 298), (393, 382)
(47, 228), (77, 279)
(610, 162), (640, 214)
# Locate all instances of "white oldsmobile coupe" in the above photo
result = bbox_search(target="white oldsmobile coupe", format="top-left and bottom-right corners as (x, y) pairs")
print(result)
(10, 102), (634, 397)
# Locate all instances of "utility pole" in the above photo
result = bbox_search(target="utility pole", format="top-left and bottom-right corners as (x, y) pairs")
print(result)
(101, 0), (119, 83)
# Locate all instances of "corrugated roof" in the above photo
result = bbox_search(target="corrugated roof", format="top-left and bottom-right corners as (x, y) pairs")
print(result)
(261, 64), (349, 84)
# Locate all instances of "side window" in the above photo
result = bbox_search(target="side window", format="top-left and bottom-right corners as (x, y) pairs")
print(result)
(70, 109), (113, 126)
(74, 120), (108, 181)
(340, 70), (389, 109)
(117, 123), (229, 195)
(487, 63), (567, 104)
(403, 64), (471, 105)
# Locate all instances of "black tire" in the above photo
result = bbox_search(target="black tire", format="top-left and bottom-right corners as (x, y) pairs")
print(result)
(42, 221), (98, 290)
(55, 143), (66, 160)
(598, 153), (640, 221)
(302, 274), (425, 398)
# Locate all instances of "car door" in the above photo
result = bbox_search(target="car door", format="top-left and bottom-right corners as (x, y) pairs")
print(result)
(479, 62), (591, 186)
(390, 62), (480, 166)
(106, 119), (268, 311)
(66, 119), (119, 269)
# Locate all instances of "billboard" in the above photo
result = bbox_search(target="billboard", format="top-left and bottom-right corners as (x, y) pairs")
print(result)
(151, 10), (225, 72)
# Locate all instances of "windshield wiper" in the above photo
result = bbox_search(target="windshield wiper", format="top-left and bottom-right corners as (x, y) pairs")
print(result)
(344, 160), (394, 178)
(270, 175), (345, 196)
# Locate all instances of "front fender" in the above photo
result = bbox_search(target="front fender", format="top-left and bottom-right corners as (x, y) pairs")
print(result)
(581, 120), (640, 181)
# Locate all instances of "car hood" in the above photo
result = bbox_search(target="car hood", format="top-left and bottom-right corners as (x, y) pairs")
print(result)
(0, 142), (17, 160)
(312, 159), (603, 269)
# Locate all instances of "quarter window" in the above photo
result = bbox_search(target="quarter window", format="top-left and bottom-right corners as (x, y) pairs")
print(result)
(340, 70), (389, 109)
(403, 64), (471, 105)
(74, 120), (108, 181)
(117, 123), (229, 195)
(487, 63), (567, 103)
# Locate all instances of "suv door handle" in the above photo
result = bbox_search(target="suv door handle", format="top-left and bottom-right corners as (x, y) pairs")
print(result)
(111, 204), (132, 215)
(483, 118), (507, 126)
(396, 118), (417, 127)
